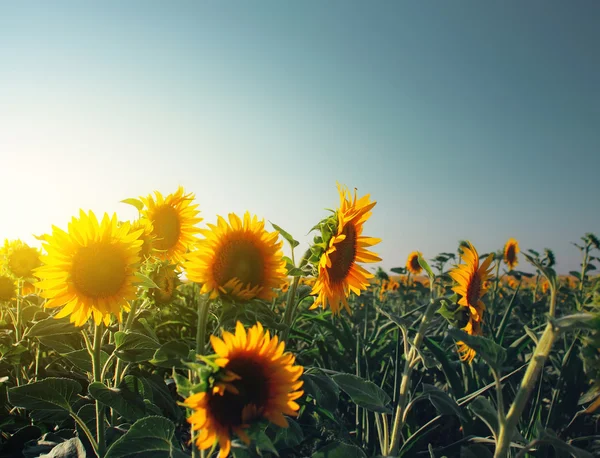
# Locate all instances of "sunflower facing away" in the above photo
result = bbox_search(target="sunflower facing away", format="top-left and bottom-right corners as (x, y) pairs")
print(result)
(0, 275), (16, 302)
(140, 187), (202, 264)
(503, 238), (519, 270)
(1, 240), (41, 279)
(148, 262), (180, 305)
(184, 321), (303, 458)
(185, 212), (287, 302)
(35, 211), (143, 326)
(449, 242), (494, 363)
(406, 251), (423, 276)
(310, 185), (381, 315)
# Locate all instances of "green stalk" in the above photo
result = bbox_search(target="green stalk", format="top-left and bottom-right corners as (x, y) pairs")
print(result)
(192, 294), (210, 458)
(195, 294), (209, 356)
(15, 279), (22, 342)
(494, 322), (558, 457)
(578, 246), (589, 307)
(281, 276), (300, 343)
(491, 368), (505, 425)
(92, 324), (106, 457)
(72, 411), (99, 456)
(388, 297), (439, 455)
(490, 261), (502, 314)
(493, 283), (559, 458)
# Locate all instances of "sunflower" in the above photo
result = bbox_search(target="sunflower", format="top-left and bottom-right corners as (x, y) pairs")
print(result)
(2, 240), (41, 279)
(148, 262), (180, 305)
(184, 322), (303, 458)
(140, 187), (202, 264)
(0, 275), (16, 302)
(449, 242), (494, 363)
(35, 211), (143, 326)
(503, 238), (519, 270)
(457, 318), (482, 363)
(406, 251), (423, 276)
(310, 185), (381, 315)
(185, 212), (287, 302)
(130, 218), (156, 261)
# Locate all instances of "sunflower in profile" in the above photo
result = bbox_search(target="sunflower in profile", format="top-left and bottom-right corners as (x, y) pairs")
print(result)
(140, 187), (202, 264)
(129, 218), (156, 261)
(2, 240), (41, 279)
(35, 211), (143, 326)
(310, 184), (381, 315)
(184, 322), (303, 458)
(0, 275), (16, 302)
(503, 238), (519, 270)
(406, 251), (423, 276)
(449, 242), (494, 363)
(185, 212), (286, 302)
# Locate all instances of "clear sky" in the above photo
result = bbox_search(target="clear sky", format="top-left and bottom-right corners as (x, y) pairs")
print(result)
(1, 1), (599, 274)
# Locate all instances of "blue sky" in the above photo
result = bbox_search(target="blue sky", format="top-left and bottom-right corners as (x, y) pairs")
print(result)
(1, 1), (598, 274)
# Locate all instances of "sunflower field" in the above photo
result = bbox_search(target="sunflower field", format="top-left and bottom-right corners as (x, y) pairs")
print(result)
(1, 186), (599, 458)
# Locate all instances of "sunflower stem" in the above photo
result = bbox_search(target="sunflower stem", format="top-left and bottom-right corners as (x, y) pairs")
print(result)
(492, 367), (505, 425)
(281, 276), (300, 343)
(493, 282), (559, 458)
(388, 297), (439, 455)
(92, 324), (106, 457)
(493, 322), (558, 458)
(15, 279), (22, 342)
(193, 293), (210, 458)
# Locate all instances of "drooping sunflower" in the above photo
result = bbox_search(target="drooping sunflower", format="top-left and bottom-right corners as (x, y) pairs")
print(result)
(0, 275), (16, 302)
(185, 212), (287, 302)
(310, 184), (381, 315)
(140, 187), (202, 264)
(148, 262), (181, 305)
(184, 321), (303, 458)
(406, 251), (423, 276)
(1, 240), (41, 279)
(35, 211), (143, 326)
(503, 238), (519, 270)
(449, 242), (494, 363)
(457, 318), (482, 363)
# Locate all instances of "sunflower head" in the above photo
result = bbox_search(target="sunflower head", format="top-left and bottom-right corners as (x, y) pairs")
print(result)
(448, 242), (494, 363)
(308, 184), (381, 315)
(503, 238), (519, 270)
(140, 187), (202, 264)
(185, 212), (287, 302)
(406, 251), (423, 276)
(35, 211), (143, 326)
(129, 218), (156, 261)
(1, 240), (41, 279)
(0, 275), (16, 302)
(457, 319), (482, 363)
(145, 261), (181, 305)
(184, 322), (303, 458)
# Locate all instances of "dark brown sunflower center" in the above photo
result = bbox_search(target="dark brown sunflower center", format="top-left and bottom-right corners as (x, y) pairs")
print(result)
(71, 243), (127, 298)
(207, 356), (270, 428)
(410, 256), (420, 271)
(466, 273), (481, 306)
(328, 223), (357, 283)
(213, 239), (264, 288)
(152, 206), (181, 251)
(506, 245), (516, 263)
